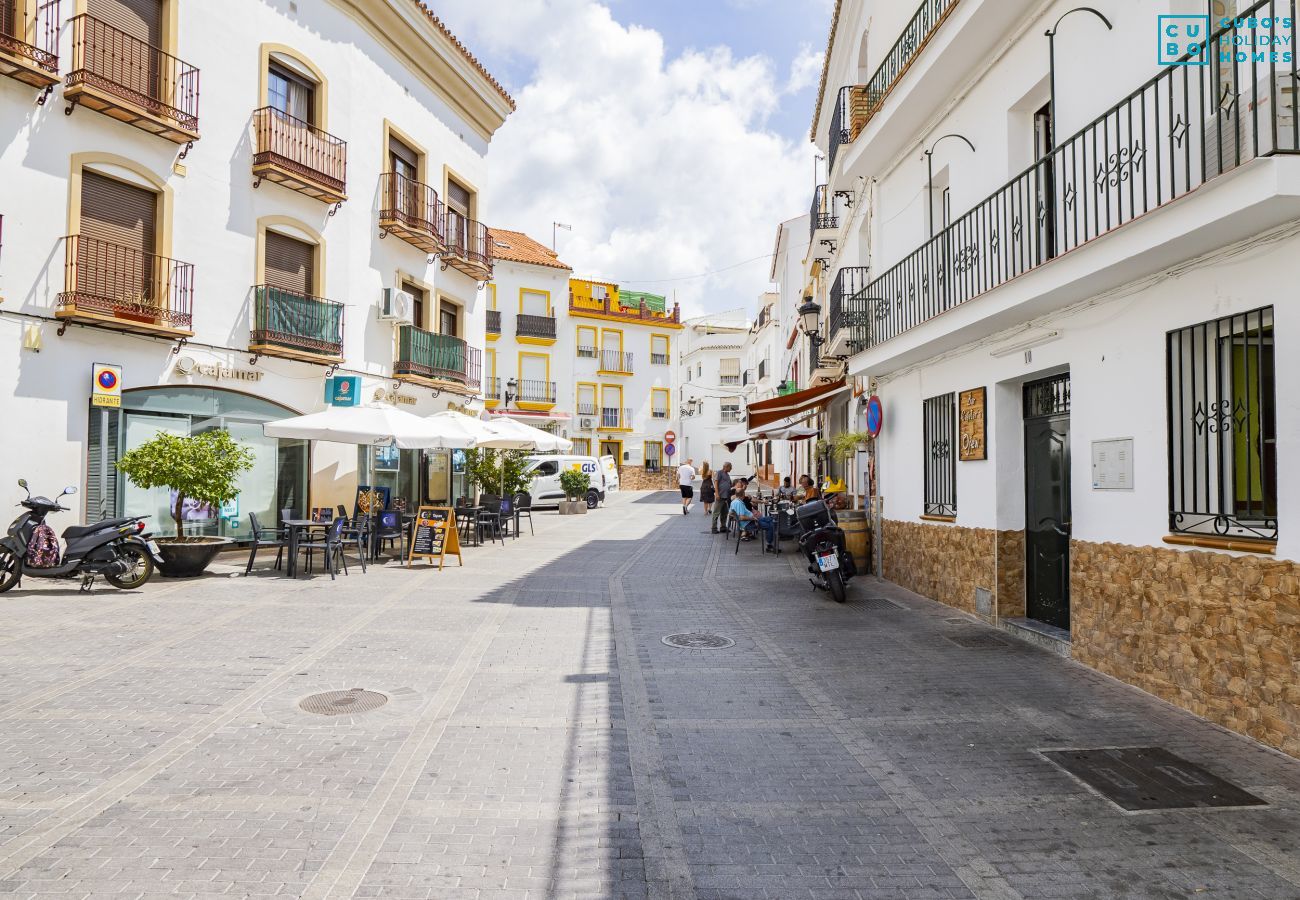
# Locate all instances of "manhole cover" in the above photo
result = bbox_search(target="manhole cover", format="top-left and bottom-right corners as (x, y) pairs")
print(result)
(662, 633), (735, 650)
(945, 633), (1010, 650)
(1041, 747), (1266, 811)
(299, 688), (389, 716)
(862, 597), (906, 610)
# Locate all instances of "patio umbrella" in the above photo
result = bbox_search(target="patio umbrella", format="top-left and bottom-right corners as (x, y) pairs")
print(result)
(423, 410), (497, 449)
(263, 402), (477, 449)
(482, 416), (573, 452)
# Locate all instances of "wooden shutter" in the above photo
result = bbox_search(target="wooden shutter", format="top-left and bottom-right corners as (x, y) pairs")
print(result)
(446, 179), (471, 216)
(79, 171), (157, 302)
(402, 281), (426, 330)
(0, 1), (15, 40)
(264, 231), (314, 295)
(389, 135), (419, 176)
(89, 0), (161, 44)
(86, 406), (120, 521)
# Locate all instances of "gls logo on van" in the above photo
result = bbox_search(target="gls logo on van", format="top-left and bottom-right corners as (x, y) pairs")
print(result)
(1158, 14), (1295, 66)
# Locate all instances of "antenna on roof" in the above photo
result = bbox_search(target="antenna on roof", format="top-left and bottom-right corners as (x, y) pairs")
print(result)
(552, 222), (571, 251)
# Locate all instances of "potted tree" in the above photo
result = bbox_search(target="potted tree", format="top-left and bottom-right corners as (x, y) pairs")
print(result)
(558, 469), (590, 515)
(116, 430), (254, 578)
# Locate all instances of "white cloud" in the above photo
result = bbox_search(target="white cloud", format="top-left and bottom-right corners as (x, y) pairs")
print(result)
(437, 0), (813, 318)
(784, 43), (824, 95)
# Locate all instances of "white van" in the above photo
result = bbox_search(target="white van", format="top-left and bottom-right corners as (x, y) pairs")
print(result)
(524, 455), (605, 508)
(598, 455), (620, 492)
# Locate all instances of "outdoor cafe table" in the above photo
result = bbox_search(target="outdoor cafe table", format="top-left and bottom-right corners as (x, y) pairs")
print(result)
(281, 519), (327, 578)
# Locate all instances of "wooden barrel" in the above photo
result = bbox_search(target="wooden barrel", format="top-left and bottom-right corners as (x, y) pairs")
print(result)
(839, 509), (871, 573)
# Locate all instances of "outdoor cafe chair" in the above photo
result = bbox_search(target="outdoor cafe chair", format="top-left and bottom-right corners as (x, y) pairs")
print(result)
(336, 512), (369, 573)
(295, 518), (349, 580)
(244, 511), (286, 575)
(513, 492), (534, 536)
(373, 510), (405, 559)
(476, 495), (505, 546)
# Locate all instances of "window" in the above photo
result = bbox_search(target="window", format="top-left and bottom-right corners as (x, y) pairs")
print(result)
(268, 63), (316, 124)
(576, 383), (597, 417)
(720, 358), (740, 385)
(571, 437), (591, 456)
(487, 284), (497, 309)
(77, 169), (160, 304)
(518, 354), (551, 404)
(533, 460), (559, 477)
(402, 281), (426, 330)
(651, 334), (670, 365)
(651, 388), (669, 419)
(601, 385), (623, 428)
(720, 399), (741, 424)
(645, 441), (663, 472)
(576, 326), (597, 358)
(445, 177), (474, 248)
(1167, 307), (1276, 541)
(485, 348), (498, 400)
(520, 289), (549, 316)
(923, 393), (957, 517)
(388, 133), (419, 182)
(438, 297), (459, 337)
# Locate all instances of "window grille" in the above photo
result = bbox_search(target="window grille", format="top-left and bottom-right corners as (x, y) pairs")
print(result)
(923, 392), (956, 516)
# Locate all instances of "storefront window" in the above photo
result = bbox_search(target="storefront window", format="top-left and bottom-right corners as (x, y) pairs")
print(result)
(355, 447), (472, 511)
(105, 387), (309, 542)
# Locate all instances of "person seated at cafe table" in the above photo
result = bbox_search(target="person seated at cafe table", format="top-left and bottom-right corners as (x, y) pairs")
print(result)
(777, 476), (796, 500)
(730, 480), (777, 551)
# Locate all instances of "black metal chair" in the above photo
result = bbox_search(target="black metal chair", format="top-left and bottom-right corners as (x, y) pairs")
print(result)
(244, 512), (286, 575)
(476, 494), (504, 546)
(335, 512), (369, 573)
(373, 510), (405, 559)
(454, 499), (480, 547)
(295, 518), (349, 580)
(513, 492), (534, 536)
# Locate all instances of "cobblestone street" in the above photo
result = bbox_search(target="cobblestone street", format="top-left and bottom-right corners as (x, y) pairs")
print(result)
(0, 492), (1296, 899)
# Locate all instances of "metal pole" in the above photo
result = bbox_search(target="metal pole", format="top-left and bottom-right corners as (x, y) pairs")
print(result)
(926, 150), (934, 237)
(99, 408), (109, 519)
(1048, 30), (1057, 151)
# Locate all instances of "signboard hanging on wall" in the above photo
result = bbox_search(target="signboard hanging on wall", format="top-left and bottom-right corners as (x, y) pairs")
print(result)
(92, 363), (123, 408)
(958, 387), (987, 461)
(864, 395), (884, 437)
(325, 375), (361, 407)
(407, 507), (462, 569)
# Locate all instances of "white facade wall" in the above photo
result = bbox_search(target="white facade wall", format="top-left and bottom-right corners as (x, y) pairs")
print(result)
(483, 258), (572, 424)
(678, 313), (751, 474)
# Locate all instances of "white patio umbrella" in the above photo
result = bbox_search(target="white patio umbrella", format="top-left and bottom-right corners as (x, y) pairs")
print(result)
(482, 416), (573, 452)
(263, 402), (478, 449)
(423, 410), (497, 449)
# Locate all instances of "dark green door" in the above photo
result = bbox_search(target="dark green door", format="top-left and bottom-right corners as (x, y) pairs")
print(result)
(1024, 375), (1071, 630)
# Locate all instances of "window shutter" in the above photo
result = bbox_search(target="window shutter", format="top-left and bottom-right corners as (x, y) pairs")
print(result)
(89, 0), (161, 44)
(719, 358), (741, 376)
(81, 171), (156, 253)
(264, 231), (314, 295)
(389, 135), (419, 174)
(86, 405), (120, 521)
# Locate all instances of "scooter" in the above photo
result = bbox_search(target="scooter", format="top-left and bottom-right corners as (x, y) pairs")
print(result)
(795, 498), (856, 604)
(0, 480), (161, 593)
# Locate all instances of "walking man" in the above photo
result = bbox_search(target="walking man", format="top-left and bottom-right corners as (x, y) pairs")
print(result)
(711, 462), (733, 533)
(677, 457), (697, 515)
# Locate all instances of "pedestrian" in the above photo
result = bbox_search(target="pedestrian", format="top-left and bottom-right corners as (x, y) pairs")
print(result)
(699, 462), (715, 515)
(711, 462), (733, 534)
(677, 457), (697, 515)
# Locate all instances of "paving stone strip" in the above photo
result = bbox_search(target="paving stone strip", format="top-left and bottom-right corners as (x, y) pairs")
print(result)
(703, 540), (1026, 900)
(0, 565), (443, 881)
(0, 578), (193, 647)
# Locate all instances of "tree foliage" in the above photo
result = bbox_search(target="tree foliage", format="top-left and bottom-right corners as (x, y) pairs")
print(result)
(558, 468), (590, 501)
(116, 430), (254, 538)
(463, 448), (531, 498)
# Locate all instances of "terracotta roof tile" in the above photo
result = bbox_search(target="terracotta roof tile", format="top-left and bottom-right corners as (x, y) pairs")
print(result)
(488, 229), (572, 271)
(409, 1), (516, 111)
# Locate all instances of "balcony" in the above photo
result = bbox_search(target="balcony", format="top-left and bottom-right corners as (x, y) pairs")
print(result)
(65, 14), (199, 143)
(485, 309), (501, 338)
(484, 376), (501, 406)
(599, 349), (634, 375)
(56, 235), (194, 337)
(576, 400), (597, 417)
(828, 267), (871, 357)
(577, 344), (597, 359)
(720, 408), (743, 424)
(844, 8), (1300, 374)
(600, 407), (634, 431)
(569, 291), (681, 324)
(517, 379), (557, 409)
(719, 373), (740, 386)
(651, 351), (670, 365)
(0, 0), (58, 90)
(378, 172), (445, 254)
(249, 286), (344, 364)
(516, 313), (557, 344)
(394, 326), (481, 392)
(827, 0), (959, 173)
(808, 184), (838, 242)
(651, 405), (668, 420)
(443, 210), (492, 280)
(252, 106), (347, 204)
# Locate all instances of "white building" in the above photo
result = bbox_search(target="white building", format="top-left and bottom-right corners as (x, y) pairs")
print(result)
(678, 309), (751, 474)
(811, 0), (1300, 758)
(0, 0), (511, 535)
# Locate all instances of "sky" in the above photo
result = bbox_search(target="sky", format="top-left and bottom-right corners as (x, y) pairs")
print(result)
(434, 0), (834, 319)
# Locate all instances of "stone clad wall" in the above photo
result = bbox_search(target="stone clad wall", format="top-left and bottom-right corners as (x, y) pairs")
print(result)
(619, 467), (677, 491)
(995, 530), (1026, 619)
(883, 519), (996, 614)
(1071, 540), (1300, 759)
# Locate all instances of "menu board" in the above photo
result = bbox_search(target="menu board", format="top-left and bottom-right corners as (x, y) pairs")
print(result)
(407, 506), (462, 569)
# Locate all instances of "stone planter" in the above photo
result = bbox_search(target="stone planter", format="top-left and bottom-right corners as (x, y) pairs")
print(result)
(558, 500), (588, 515)
(155, 537), (232, 578)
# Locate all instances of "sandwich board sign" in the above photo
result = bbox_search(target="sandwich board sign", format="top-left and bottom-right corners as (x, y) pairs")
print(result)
(407, 506), (462, 569)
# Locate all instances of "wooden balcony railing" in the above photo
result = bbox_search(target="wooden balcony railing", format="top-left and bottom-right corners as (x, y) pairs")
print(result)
(0, 0), (59, 88)
(57, 234), (194, 335)
(253, 106), (347, 204)
(378, 172), (445, 253)
(394, 325), (481, 389)
(443, 210), (492, 279)
(65, 14), (199, 142)
(250, 286), (344, 362)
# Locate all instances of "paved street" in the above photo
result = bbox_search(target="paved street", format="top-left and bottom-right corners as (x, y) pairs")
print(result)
(0, 492), (1296, 900)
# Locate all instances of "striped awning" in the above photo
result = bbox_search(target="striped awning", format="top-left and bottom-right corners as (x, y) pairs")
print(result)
(746, 378), (847, 430)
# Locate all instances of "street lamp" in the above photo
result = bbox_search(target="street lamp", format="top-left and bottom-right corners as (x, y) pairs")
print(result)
(923, 133), (975, 237)
(1045, 8), (1113, 150)
(798, 295), (823, 361)
(504, 377), (518, 407)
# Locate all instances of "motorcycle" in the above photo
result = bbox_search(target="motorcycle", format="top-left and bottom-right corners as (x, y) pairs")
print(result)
(0, 480), (161, 593)
(795, 498), (855, 603)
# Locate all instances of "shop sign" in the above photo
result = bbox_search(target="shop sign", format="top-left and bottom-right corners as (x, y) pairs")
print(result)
(174, 355), (264, 383)
(373, 388), (417, 407)
(91, 363), (122, 408)
(326, 375), (361, 407)
(959, 387), (987, 461)
(864, 395), (884, 437)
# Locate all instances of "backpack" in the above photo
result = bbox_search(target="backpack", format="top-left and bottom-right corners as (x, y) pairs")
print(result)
(26, 524), (61, 569)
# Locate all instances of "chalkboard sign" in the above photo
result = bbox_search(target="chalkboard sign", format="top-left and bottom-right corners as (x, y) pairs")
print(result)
(407, 506), (462, 569)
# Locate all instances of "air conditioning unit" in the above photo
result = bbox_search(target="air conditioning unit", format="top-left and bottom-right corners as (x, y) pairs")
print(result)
(379, 288), (415, 324)
(580, 418), (594, 430)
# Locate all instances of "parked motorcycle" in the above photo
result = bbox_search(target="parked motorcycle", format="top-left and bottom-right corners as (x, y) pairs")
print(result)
(0, 480), (160, 593)
(795, 498), (855, 603)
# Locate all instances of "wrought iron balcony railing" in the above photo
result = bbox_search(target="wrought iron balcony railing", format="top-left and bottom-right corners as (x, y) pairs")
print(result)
(517, 379), (557, 404)
(394, 325), (481, 389)
(600, 349), (634, 373)
(66, 14), (200, 140)
(720, 409), (743, 424)
(57, 234), (194, 333)
(758, 359), (768, 380)
(828, 0), (959, 172)
(251, 286), (344, 360)
(719, 373), (741, 386)
(484, 376), (502, 401)
(829, 267), (871, 354)
(845, 5), (1300, 355)
(253, 106), (347, 203)
(577, 400), (597, 416)
(485, 309), (501, 335)
(378, 172), (445, 253)
(444, 210), (492, 278)
(809, 184), (837, 240)
(516, 313), (557, 340)
(651, 351), (670, 365)
(651, 405), (669, 419)
(600, 407), (633, 429)
(577, 344), (597, 359)
(0, 0), (59, 85)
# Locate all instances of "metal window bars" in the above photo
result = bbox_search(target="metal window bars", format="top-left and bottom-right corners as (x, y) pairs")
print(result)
(1166, 306), (1276, 542)
(485, 309), (501, 334)
(923, 392), (956, 517)
(600, 349), (633, 372)
(809, 184), (837, 241)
